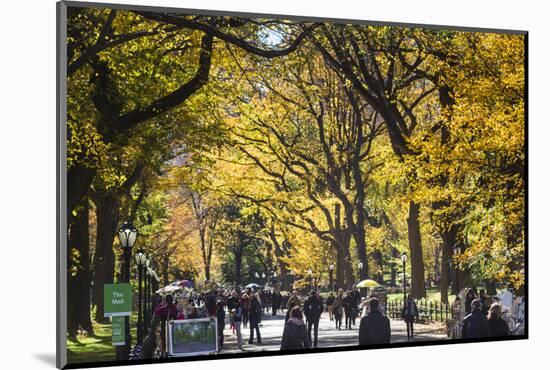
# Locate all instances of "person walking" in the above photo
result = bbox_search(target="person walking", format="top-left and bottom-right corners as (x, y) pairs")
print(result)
(351, 287), (361, 326)
(280, 306), (312, 351)
(303, 290), (324, 348)
(241, 293), (250, 328)
(248, 294), (262, 344)
(326, 292), (335, 321)
(233, 299), (244, 349)
(287, 291), (301, 310)
(227, 291), (239, 333)
(272, 290), (280, 316)
(401, 294), (418, 340)
(215, 300), (226, 350)
(205, 289), (217, 317)
(464, 288), (477, 315)
(333, 289), (344, 330)
(487, 303), (511, 337)
(154, 294), (181, 356)
(342, 291), (353, 329)
(358, 298), (391, 345)
(462, 299), (489, 339)
(479, 289), (489, 316)
(285, 291), (301, 322)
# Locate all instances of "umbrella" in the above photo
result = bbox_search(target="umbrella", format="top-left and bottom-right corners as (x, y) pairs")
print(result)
(156, 285), (181, 294)
(356, 279), (381, 289)
(178, 280), (194, 288)
(245, 283), (263, 289)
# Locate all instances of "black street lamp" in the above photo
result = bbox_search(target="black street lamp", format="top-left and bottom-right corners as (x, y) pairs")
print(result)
(357, 261), (364, 281)
(135, 248), (147, 344)
(143, 258), (150, 333)
(117, 221), (138, 360)
(453, 244), (461, 295)
(307, 268), (313, 290)
(401, 252), (408, 301)
(329, 264), (334, 292)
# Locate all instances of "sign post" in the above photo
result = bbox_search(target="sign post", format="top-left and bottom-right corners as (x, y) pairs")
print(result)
(104, 283), (132, 317)
(112, 316), (126, 346)
(104, 283), (132, 347)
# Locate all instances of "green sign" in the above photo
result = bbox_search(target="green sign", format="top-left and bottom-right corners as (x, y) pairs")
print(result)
(112, 316), (125, 346)
(104, 283), (132, 317)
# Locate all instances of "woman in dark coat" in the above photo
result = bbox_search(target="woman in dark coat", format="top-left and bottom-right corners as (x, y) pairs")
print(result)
(332, 289), (344, 330)
(241, 293), (250, 328)
(401, 294), (418, 340)
(465, 288), (477, 314)
(487, 303), (511, 337)
(280, 306), (311, 350)
(248, 294), (262, 344)
(342, 291), (353, 329)
(215, 300), (226, 349)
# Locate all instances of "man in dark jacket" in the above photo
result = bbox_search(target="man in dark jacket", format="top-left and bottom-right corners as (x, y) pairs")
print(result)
(272, 291), (281, 316)
(462, 299), (489, 339)
(303, 290), (324, 348)
(359, 298), (391, 345)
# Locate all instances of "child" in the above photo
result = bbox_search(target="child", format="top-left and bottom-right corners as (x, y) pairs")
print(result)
(230, 309), (236, 334)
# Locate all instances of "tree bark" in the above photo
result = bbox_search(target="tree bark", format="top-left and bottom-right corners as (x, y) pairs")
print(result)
(335, 246), (345, 291)
(440, 235), (451, 304)
(91, 193), (119, 323)
(235, 245), (243, 287)
(485, 280), (497, 296)
(67, 199), (93, 338)
(407, 200), (426, 298)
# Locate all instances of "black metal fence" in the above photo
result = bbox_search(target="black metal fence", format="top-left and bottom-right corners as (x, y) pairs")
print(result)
(387, 299), (453, 323)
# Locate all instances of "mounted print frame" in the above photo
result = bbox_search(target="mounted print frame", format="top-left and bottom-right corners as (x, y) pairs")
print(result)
(57, 1), (528, 368)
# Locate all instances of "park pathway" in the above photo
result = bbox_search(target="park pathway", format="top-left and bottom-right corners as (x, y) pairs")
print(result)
(220, 310), (448, 354)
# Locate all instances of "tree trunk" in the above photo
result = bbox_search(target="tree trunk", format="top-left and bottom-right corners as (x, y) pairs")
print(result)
(67, 199), (93, 338)
(91, 193), (119, 323)
(440, 237), (451, 304)
(390, 247), (398, 287)
(335, 245), (345, 291)
(485, 280), (497, 296)
(372, 250), (384, 283)
(354, 217), (369, 280)
(68, 165), (96, 223)
(162, 254), (170, 286)
(199, 227), (211, 282)
(407, 200), (426, 298)
(235, 246), (243, 287)
(269, 224), (291, 290)
(342, 241), (354, 290)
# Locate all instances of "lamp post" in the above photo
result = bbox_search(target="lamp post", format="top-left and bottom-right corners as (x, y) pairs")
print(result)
(143, 258), (150, 333)
(329, 264), (334, 292)
(453, 244), (461, 296)
(135, 249), (147, 344)
(117, 221), (137, 360)
(149, 268), (156, 315)
(401, 252), (408, 301)
(357, 261), (364, 281)
(307, 268), (313, 290)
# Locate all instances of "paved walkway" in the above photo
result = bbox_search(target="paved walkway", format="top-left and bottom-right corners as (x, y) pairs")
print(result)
(220, 310), (448, 354)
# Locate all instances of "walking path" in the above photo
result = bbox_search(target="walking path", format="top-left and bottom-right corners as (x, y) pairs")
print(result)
(221, 310), (448, 354)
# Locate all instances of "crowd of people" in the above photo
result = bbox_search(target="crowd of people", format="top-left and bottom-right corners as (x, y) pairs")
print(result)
(458, 288), (514, 339)
(148, 284), (516, 355)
